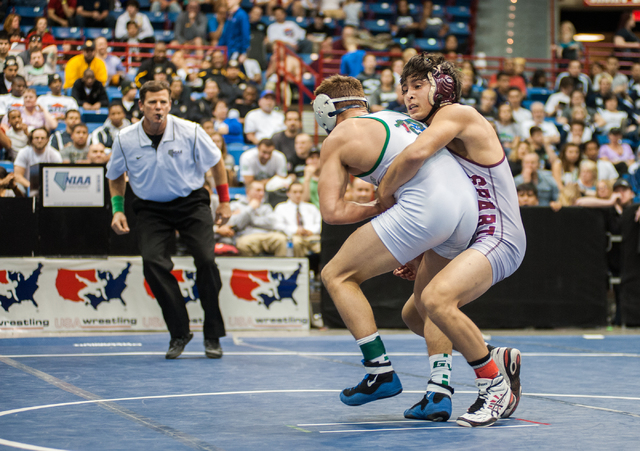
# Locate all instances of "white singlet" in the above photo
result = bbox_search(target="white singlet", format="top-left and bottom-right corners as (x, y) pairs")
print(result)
(450, 151), (527, 285)
(354, 111), (478, 264)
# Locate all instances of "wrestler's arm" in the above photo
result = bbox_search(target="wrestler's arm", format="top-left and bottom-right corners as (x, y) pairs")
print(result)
(377, 106), (467, 207)
(318, 134), (382, 225)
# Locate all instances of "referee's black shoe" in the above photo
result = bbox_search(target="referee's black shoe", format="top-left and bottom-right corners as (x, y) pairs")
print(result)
(204, 338), (223, 359)
(165, 333), (193, 359)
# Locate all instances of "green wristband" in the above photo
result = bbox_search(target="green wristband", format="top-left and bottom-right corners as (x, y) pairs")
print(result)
(111, 195), (124, 214)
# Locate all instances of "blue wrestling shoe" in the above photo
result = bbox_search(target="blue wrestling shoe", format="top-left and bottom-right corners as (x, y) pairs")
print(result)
(340, 361), (403, 406)
(404, 381), (454, 421)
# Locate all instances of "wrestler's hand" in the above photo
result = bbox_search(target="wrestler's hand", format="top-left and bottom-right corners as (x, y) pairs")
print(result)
(111, 212), (130, 235)
(215, 202), (231, 226)
(393, 265), (417, 281)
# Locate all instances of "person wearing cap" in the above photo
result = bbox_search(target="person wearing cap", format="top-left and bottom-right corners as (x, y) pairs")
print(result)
(115, 0), (155, 42)
(0, 76), (27, 118)
(107, 80), (231, 359)
(75, 0), (116, 29)
(64, 40), (108, 89)
(22, 50), (58, 87)
(243, 90), (285, 145)
(135, 42), (178, 88)
(71, 69), (109, 111)
(37, 75), (79, 122)
(0, 56), (20, 95)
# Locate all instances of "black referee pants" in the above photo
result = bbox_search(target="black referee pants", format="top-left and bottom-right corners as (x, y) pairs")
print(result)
(132, 188), (225, 340)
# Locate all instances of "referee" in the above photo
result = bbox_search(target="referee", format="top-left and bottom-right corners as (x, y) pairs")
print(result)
(106, 80), (231, 359)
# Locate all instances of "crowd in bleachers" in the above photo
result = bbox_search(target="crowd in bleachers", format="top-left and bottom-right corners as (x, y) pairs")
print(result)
(1, 0), (640, 266)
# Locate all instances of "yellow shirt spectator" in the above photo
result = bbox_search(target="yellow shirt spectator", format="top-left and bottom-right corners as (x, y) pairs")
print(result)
(63, 41), (108, 89)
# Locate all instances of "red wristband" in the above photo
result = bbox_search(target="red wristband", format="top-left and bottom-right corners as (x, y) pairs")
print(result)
(216, 184), (230, 202)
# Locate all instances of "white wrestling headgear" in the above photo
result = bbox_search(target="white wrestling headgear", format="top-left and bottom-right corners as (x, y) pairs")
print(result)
(313, 94), (369, 133)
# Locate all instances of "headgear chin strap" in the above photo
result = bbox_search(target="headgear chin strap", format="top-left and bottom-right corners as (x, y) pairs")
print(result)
(313, 94), (369, 133)
(424, 66), (456, 123)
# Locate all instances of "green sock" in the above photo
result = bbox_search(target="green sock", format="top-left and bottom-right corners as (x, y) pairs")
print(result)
(356, 332), (389, 365)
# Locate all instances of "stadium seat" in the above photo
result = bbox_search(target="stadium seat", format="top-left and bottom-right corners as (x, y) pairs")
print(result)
(86, 123), (103, 133)
(229, 187), (246, 199)
(21, 26), (32, 36)
(14, 6), (45, 26)
(362, 19), (391, 34)
(55, 122), (66, 132)
(449, 22), (471, 37)
(0, 161), (13, 173)
(154, 30), (175, 42)
(293, 16), (310, 27)
(191, 92), (206, 100)
(367, 2), (395, 18)
(597, 134), (609, 145)
(446, 6), (472, 21)
(106, 87), (123, 101)
(414, 37), (443, 52)
(84, 28), (114, 40)
(51, 27), (83, 40)
(260, 16), (276, 26)
(526, 87), (554, 102)
(80, 108), (109, 123)
(138, 0), (151, 9)
(34, 86), (51, 96)
(142, 11), (167, 27)
(167, 12), (180, 25)
(431, 4), (445, 17)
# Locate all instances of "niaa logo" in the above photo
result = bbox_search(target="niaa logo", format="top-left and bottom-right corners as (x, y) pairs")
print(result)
(54, 172), (91, 191)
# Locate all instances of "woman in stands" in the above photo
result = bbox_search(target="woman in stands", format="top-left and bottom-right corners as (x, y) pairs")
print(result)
(614, 11), (640, 61)
(554, 21), (583, 65)
(509, 140), (534, 177)
(3, 14), (25, 43)
(552, 143), (582, 191)
(495, 103), (522, 157)
(212, 99), (244, 145)
(598, 127), (636, 176)
(369, 68), (397, 112)
(0, 89), (58, 132)
(209, 131), (237, 186)
(27, 17), (55, 46)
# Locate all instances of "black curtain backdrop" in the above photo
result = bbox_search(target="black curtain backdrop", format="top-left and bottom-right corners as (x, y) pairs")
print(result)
(620, 205), (640, 326)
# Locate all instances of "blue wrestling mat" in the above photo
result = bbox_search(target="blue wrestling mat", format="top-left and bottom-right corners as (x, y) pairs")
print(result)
(1, 332), (639, 450)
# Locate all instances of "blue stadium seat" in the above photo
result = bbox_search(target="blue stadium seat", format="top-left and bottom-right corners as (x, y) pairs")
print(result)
(55, 122), (66, 132)
(292, 16), (310, 27)
(431, 4), (445, 17)
(446, 6), (472, 21)
(106, 87), (122, 100)
(526, 87), (554, 102)
(449, 22), (471, 37)
(521, 100), (534, 110)
(154, 30), (175, 42)
(84, 28), (114, 40)
(51, 27), (83, 40)
(261, 16), (276, 26)
(21, 26), (32, 36)
(109, 10), (122, 22)
(191, 92), (206, 100)
(597, 134), (609, 145)
(86, 123), (103, 133)
(362, 19), (391, 34)
(80, 108), (109, 123)
(14, 6), (45, 26)
(414, 37), (443, 52)
(34, 86), (51, 96)
(167, 12), (180, 25)
(229, 187), (246, 199)
(142, 11), (166, 27)
(367, 3), (395, 18)
(138, 0), (151, 9)
(0, 161), (13, 173)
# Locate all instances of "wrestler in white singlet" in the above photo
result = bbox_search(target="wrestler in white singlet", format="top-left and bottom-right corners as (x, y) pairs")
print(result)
(353, 111), (478, 264)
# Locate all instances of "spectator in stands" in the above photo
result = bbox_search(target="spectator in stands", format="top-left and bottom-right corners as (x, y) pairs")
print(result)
(212, 99), (243, 145)
(112, 82), (141, 122)
(594, 95), (631, 137)
(340, 36), (365, 78)
(247, 5), (268, 70)
(22, 50), (57, 87)
(356, 53), (381, 99)
(243, 90), (285, 145)
(596, 179), (614, 200)
(3, 14), (25, 43)
(18, 35), (55, 70)
(460, 60), (486, 90)
(64, 40), (108, 90)
(495, 103), (521, 156)
(558, 89), (594, 126)
(384, 82), (407, 113)
(61, 122), (91, 163)
(197, 49), (226, 88)
(587, 73), (614, 110)
(628, 62), (640, 110)
(554, 21), (582, 63)
(493, 71), (512, 106)
(218, 0), (251, 62)
(208, 0), (228, 46)
(150, 0), (182, 13)
(92, 103), (130, 152)
(514, 151), (559, 207)
(489, 58), (528, 95)
(507, 86), (532, 126)
(350, 177), (375, 203)
(614, 11), (640, 61)
(527, 125), (558, 170)
(565, 119), (592, 145)
(48, 0), (77, 28)
(239, 137), (287, 187)
(521, 101), (561, 145)
(135, 42), (178, 88)
(443, 35), (464, 60)
(301, 149), (320, 207)
(26, 17), (56, 47)
(1, 88), (57, 131)
(552, 142), (581, 191)
(174, 1), (208, 51)
(86, 143), (110, 164)
(545, 77), (574, 119)
(306, 12), (331, 53)
(513, 57), (528, 85)
(13, 127), (62, 192)
(343, 0), (363, 28)
(50, 109), (81, 150)
(474, 88), (498, 120)
(286, 132), (314, 178)
(217, 59), (248, 105)
(215, 180), (288, 257)
(0, 54), (18, 95)
(115, 0), (155, 43)
(0, 76), (26, 119)
(75, 0), (116, 29)
(391, 0), (420, 42)
(555, 60), (591, 96)
(576, 159), (598, 197)
(369, 68), (397, 112)
(0, 31), (14, 74)
(594, 56), (629, 95)
(516, 183), (539, 207)
(274, 181), (321, 257)
(583, 139), (619, 182)
(209, 131), (237, 186)
(598, 127), (636, 175)
(4, 109), (31, 160)
(530, 69), (548, 88)
(271, 109), (301, 164)
(266, 6), (312, 54)
(229, 83), (258, 124)
(95, 37), (128, 88)
(509, 140), (533, 177)
(332, 24), (356, 53)
(0, 166), (24, 197)
(320, 0), (345, 20)
(194, 79), (221, 121)
(72, 69), (109, 111)
(169, 78), (198, 122)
